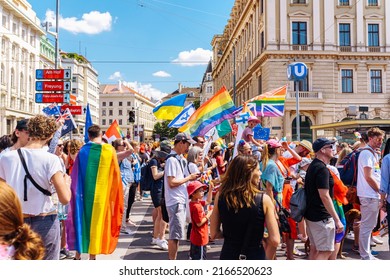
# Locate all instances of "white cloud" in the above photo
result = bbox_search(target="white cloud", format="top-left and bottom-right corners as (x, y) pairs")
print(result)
(122, 81), (168, 101)
(152, 71), (171, 78)
(108, 71), (123, 80)
(44, 10), (112, 35)
(172, 48), (212, 67)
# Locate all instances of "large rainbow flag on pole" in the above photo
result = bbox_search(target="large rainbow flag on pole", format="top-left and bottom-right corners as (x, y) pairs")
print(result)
(179, 86), (236, 137)
(66, 142), (123, 255)
(245, 85), (287, 117)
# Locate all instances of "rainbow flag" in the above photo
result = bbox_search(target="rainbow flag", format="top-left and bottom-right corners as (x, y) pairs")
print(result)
(179, 86), (236, 137)
(153, 94), (187, 120)
(66, 142), (123, 255)
(103, 119), (124, 143)
(245, 85), (287, 117)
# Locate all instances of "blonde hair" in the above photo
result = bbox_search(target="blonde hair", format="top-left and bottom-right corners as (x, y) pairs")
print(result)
(0, 182), (45, 259)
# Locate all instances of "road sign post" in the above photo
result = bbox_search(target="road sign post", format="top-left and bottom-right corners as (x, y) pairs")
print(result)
(35, 69), (72, 104)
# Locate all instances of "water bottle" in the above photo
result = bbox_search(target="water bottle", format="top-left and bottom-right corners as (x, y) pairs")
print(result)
(58, 203), (69, 221)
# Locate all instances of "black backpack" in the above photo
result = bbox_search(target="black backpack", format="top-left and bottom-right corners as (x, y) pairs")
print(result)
(140, 160), (153, 191)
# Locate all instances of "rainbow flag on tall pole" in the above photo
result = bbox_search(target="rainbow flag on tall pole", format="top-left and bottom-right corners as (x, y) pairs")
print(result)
(152, 94), (187, 120)
(179, 86), (236, 137)
(245, 85), (287, 117)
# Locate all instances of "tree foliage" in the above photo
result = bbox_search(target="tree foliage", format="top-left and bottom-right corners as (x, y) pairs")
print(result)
(153, 121), (178, 140)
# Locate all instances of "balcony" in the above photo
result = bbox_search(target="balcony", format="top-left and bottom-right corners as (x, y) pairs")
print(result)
(291, 44), (308, 51)
(367, 46), (381, 52)
(340, 46), (352, 52)
(287, 91), (323, 99)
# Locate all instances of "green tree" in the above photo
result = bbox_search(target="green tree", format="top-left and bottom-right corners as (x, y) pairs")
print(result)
(153, 120), (178, 139)
(193, 99), (201, 109)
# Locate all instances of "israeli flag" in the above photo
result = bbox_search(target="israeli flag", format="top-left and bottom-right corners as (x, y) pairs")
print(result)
(168, 103), (195, 128)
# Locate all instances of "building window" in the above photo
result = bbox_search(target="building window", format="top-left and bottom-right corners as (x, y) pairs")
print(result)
(119, 109), (123, 116)
(292, 22), (307, 45)
(368, 0), (378, 6)
(370, 70), (382, 93)
(292, 0), (306, 3)
(206, 86), (213, 93)
(368, 24), (379, 46)
(119, 119), (122, 125)
(127, 101), (131, 106)
(119, 101), (123, 106)
(339, 0), (350, 6)
(102, 119), (106, 125)
(339, 23), (351, 46)
(109, 109), (113, 116)
(11, 68), (15, 88)
(102, 109), (106, 116)
(206, 73), (212, 81)
(109, 119), (113, 125)
(0, 64), (4, 84)
(109, 101), (113, 106)
(102, 101), (106, 106)
(341, 69), (353, 93)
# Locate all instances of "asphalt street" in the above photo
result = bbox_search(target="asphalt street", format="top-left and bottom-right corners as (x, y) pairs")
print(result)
(76, 194), (390, 261)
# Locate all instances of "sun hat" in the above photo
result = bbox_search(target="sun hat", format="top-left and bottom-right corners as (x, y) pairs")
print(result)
(160, 140), (172, 153)
(248, 116), (261, 123)
(227, 142), (235, 149)
(187, 181), (207, 198)
(266, 139), (282, 148)
(299, 140), (314, 153)
(312, 138), (336, 153)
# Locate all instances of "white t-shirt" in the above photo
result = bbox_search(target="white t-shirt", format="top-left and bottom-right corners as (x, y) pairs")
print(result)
(0, 148), (64, 215)
(164, 153), (189, 207)
(357, 148), (381, 199)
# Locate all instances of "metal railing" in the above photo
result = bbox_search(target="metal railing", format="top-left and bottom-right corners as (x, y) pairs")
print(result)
(287, 91), (323, 99)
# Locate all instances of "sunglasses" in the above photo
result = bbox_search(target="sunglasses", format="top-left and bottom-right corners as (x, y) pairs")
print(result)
(57, 144), (64, 147)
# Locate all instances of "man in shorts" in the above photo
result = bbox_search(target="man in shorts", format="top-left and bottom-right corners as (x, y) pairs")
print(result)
(304, 138), (344, 260)
(164, 133), (199, 259)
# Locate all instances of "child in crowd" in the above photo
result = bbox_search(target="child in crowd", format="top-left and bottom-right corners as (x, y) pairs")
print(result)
(187, 181), (213, 260)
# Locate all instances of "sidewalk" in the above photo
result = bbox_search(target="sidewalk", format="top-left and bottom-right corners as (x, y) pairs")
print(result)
(89, 195), (390, 260)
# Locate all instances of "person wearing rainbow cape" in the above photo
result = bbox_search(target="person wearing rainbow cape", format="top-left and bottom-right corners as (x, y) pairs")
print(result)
(66, 125), (123, 260)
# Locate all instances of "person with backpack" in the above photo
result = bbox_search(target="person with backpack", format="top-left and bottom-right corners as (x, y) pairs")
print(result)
(356, 127), (384, 260)
(304, 138), (344, 260)
(150, 141), (171, 251)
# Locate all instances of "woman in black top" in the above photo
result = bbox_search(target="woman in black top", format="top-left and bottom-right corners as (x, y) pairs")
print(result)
(210, 155), (280, 260)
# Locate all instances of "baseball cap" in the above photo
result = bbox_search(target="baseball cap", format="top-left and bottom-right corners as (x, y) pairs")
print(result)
(299, 140), (314, 153)
(187, 181), (207, 198)
(16, 119), (28, 130)
(312, 138), (336, 153)
(174, 133), (196, 144)
(266, 139), (282, 148)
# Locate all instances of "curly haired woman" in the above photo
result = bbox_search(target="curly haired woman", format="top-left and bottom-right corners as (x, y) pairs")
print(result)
(0, 115), (71, 260)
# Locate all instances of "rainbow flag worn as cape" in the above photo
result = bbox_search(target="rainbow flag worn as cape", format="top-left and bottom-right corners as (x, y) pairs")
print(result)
(245, 85), (287, 117)
(179, 86), (236, 136)
(66, 142), (123, 255)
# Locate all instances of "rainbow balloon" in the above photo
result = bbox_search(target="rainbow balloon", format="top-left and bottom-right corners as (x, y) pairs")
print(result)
(66, 142), (123, 255)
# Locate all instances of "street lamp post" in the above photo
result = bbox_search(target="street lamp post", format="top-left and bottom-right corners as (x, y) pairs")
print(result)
(42, 0), (60, 68)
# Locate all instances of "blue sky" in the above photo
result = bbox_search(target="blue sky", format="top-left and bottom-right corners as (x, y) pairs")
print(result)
(28, 0), (234, 100)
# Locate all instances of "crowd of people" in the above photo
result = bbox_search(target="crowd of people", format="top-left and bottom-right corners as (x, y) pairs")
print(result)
(0, 113), (389, 261)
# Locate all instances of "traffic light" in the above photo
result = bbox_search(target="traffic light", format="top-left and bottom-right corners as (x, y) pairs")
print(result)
(128, 110), (135, 123)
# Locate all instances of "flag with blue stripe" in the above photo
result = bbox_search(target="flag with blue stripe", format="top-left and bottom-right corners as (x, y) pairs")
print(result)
(84, 104), (93, 143)
(168, 103), (195, 128)
(152, 94), (187, 120)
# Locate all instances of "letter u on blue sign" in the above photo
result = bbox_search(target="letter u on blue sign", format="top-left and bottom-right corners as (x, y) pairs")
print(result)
(287, 62), (308, 81)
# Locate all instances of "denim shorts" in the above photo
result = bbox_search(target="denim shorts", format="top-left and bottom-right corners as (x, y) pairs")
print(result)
(166, 203), (186, 240)
(24, 214), (60, 260)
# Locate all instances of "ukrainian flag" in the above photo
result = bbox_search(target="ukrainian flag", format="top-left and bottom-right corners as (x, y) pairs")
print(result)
(152, 94), (187, 120)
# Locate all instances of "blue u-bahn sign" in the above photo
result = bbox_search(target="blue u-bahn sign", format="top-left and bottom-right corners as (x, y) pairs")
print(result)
(287, 62), (308, 81)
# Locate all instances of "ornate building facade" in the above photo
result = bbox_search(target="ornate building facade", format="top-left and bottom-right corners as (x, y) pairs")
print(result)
(212, 0), (390, 142)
